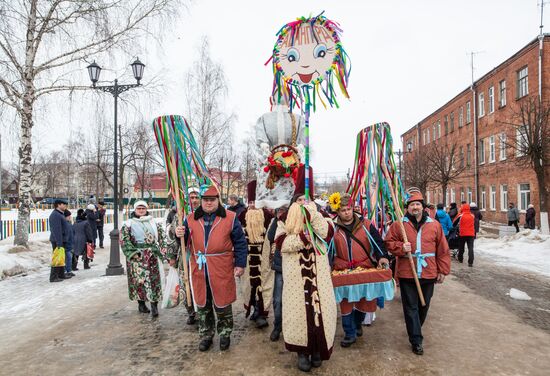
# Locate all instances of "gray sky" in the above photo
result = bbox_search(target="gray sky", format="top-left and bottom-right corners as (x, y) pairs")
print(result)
(2, 0), (545, 179)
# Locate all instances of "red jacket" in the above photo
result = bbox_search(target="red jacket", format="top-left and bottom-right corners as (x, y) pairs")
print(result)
(456, 204), (475, 237)
(385, 214), (451, 279)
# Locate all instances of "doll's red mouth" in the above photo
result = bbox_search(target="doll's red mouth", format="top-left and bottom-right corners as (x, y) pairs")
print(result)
(298, 72), (314, 83)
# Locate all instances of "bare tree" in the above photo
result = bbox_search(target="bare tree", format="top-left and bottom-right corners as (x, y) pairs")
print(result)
(425, 143), (466, 206)
(212, 144), (241, 201)
(184, 37), (236, 164)
(0, 0), (180, 246)
(499, 97), (550, 214)
(403, 151), (433, 197)
(128, 121), (163, 198)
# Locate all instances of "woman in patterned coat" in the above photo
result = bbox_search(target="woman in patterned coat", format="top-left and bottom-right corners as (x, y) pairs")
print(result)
(121, 200), (166, 317)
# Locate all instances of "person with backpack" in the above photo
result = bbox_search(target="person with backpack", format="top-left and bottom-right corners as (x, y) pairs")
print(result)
(435, 204), (453, 237)
(454, 203), (476, 267)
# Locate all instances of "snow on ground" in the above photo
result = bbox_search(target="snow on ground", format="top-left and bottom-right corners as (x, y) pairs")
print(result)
(476, 229), (550, 277)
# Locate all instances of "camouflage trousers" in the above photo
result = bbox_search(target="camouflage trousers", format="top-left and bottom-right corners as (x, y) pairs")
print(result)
(197, 282), (233, 339)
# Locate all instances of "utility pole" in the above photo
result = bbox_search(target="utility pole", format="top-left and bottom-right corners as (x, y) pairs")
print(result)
(0, 132), (3, 240)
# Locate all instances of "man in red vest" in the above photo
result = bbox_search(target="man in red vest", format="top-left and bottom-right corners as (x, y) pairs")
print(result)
(175, 184), (248, 352)
(385, 188), (451, 356)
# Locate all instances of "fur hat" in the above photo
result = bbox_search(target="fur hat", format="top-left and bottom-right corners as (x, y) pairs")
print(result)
(200, 184), (220, 198)
(406, 187), (424, 205)
(247, 180), (257, 203)
(133, 200), (148, 209)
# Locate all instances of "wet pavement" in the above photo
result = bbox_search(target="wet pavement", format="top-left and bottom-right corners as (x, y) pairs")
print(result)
(1, 241), (550, 375)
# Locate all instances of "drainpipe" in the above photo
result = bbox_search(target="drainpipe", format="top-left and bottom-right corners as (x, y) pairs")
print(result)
(471, 53), (479, 204)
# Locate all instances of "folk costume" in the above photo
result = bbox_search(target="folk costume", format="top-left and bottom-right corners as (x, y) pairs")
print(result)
(275, 167), (336, 370)
(239, 180), (275, 328)
(384, 190), (451, 354)
(183, 185), (248, 351)
(121, 201), (166, 316)
(329, 192), (393, 348)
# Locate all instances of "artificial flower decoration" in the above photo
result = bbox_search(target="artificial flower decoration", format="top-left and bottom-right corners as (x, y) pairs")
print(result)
(328, 192), (341, 211)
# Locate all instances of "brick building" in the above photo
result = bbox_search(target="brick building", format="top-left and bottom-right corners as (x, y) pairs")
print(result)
(402, 34), (550, 226)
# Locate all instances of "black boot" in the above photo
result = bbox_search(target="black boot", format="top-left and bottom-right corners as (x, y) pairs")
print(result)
(84, 259), (90, 269)
(150, 302), (159, 317)
(270, 328), (281, 342)
(138, 301), (150, 313)
(199, 337), (213, 352)
(412, 344), (424, 355)
(186, 312), (196, 325)
(340, 336), (356, 348)
(255, 316), (268, 329)
(297, 353), (311, 372)
(219, 336), (231, 351)
(310, 353), (322, 368)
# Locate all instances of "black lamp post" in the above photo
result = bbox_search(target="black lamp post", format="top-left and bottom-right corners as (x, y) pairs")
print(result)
(87, 58), (145, 276)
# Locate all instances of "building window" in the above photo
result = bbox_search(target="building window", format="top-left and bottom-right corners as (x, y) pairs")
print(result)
(479, 138), (485, 164)
(516, 126), (528, 156)
(500, 184), (508, 211)
(518, 183), (530, 211)
(499, 133), (507, 160)
(466, 143), (471, 166)
(459, 106), (464, 128)
(467, 187), (473, 203)
(451, 188), (456, 203)
(444, 115), (448, 135)
(517, 66), (528, 98)
(466, 101), (471, 124)
(459, 146), (464, 168)
(427, 128), (430, 144)
(460, 188), (465, 202)
(450, 112), (455, 132)
(499, 80), (506, 107)
(488, 86), (494, 113)
(479, 92), (485, 117)
(481, 186), (486, 210)
(437, 120), (441, 138)
(489, 135), (496, 163)
(433, 125), (436, 141)
(490, 185), (496, 210)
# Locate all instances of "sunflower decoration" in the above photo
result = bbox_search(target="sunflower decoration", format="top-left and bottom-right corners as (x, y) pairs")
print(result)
(328, 192), (342, 212)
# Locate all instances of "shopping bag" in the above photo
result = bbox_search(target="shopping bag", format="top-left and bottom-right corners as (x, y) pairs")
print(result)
(86, 243), (95, 260)
(51, 247), (66, 267)
(161, 266), (181, 309)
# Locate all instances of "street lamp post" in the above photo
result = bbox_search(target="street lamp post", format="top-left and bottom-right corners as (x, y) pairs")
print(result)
(87, 58), (145, 276)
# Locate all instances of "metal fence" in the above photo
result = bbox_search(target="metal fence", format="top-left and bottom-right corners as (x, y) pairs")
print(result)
(0, 209), (167, 239)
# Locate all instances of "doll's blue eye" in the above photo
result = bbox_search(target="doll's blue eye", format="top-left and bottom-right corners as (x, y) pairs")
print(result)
(314, 44), (327, 58)
(287, 48), (300, 62)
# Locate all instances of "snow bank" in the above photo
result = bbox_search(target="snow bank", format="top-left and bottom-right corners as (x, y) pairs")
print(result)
(476, 229), (550, 277)
(0, 241), (52, 279)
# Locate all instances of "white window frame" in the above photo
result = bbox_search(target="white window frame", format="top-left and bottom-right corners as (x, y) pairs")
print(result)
(481, 187), (486, 211)
(516, 126), (528, 157)
(427, 128), (430, 144)
(437, 120), (441, 139)
(466, 101), (471, 123)
(499, 79), (506, 107)
(479, 138), (485, 164)
(488, 86), (494, 113)
(517, 66), (528, 98)
(459, 106), (464, 128)
(450, 188), (456, 204)
(490, 185), (496, 211)
(479, 92), (485, 117)
(467, 187), (473, 204)
(500, 184), (508, 211)
(460, 188), (465, 202)
(445, 189), (449, 206)
(499, 133), (507, 160)
(518, 183), (530, 212)
(489, 135), (496, 163)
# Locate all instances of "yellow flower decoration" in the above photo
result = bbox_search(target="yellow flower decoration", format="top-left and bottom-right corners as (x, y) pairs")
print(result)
(329, 192), (341, 211)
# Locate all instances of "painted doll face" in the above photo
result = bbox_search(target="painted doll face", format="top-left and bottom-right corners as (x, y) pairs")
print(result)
(276, 22), (337, 85)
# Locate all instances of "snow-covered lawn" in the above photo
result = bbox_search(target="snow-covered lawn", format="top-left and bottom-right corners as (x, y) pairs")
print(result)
(476, 229), (550, 277)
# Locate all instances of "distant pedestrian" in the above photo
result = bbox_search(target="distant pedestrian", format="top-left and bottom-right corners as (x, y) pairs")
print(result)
(425, 204), (436, 219)
(86, 204), (98, 246)
(448, 203), (458, 222)
(49, 199), (68, 282)
(454, 203), (476, 267)
(525, 204), (536, 230)
(63, 210), (75, 277)
(469, 202), (483, 235)
(435, 203), (453, 237)
(97, 201), (106, 248)
(73, 209), (94, 270)
(227, 194), (246, 218)
(507, 203), (520, 233)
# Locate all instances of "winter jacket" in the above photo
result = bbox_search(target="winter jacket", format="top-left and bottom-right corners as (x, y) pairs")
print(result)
(507, 207), (520, 222)
(385, 212), (451, 280)
(455, 204), (475, 237)
(49, 209), (66, 248)
(86, 209), (98, 233)
(470, 206), (483, 233)
(97, 208), (106, 228)
(228, 202), (246, 220)
(435, 209), (453, 236)
(63, 218), (74, 251)
(267, 217), (282, 273)
(525, 207), (536, 229)
(73, 217), (94, 256)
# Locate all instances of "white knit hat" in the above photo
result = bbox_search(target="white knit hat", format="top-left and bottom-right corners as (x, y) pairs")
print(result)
(470, 202), (477, 207)
(133, 200), (148, 210)
(188, 187), (200, 194)
(87, 204), (96, 210)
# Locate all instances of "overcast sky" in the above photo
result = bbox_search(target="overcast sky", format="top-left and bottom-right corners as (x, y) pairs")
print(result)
(2, 0), (546, 179)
